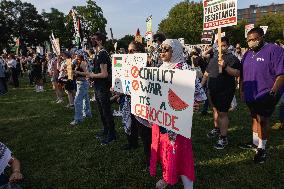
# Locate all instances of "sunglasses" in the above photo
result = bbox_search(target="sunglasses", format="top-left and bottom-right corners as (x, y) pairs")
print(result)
(158, 47), (171, 53)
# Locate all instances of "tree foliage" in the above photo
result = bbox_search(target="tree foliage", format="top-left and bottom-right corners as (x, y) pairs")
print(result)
(256, 13), (284, 42)
(0, 0), (46, 52)
(158, 1), (203, 44)
(42, 8), (73, 48)
(117, 35), (135, 51)
(75, 0), (107, 38)
(0, 0), (108, 53)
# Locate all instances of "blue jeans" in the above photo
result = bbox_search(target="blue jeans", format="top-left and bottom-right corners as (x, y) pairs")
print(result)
(74, 80), (91, 122)
(280, 94), (284, 124)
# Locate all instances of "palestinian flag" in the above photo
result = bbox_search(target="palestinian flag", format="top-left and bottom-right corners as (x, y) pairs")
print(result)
(113, 56), (123, 68)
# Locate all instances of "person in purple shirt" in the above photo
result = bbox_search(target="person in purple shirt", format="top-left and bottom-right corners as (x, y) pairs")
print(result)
(239, 27), (284, 164)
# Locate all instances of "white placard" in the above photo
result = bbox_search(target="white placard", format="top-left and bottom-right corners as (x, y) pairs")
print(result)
(245, 24), (255, 38)
(112, 53), (147, 94)
(130, 67), (196, 139)
(203, 0), (238, 30)
(260, 26), (268, 35)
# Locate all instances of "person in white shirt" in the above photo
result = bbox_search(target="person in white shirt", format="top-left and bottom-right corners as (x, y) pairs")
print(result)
(7, 54), (19, 88)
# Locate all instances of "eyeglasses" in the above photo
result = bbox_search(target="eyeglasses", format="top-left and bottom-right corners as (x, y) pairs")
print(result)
(158, 47), (171, 53)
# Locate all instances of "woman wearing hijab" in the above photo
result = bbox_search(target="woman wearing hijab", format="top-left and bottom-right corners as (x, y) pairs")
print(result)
(149, 39), (206, 189)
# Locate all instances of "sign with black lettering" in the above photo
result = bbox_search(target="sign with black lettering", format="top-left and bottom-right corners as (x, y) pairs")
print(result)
(130, 67), (196, 139)
(203, 0), (237, 30)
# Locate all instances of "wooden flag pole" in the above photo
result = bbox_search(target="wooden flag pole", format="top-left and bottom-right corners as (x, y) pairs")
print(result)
(218, 27), (223, 73)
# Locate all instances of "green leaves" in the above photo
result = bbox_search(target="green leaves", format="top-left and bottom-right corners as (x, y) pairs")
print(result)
(158, 1), (203, 44)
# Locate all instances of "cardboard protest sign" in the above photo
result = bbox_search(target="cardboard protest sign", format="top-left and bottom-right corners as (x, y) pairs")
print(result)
(112, 53), (147, 94)
(201, 30), (214, 44)
(260, 26), (268, 35)
(203, 0), (237, 30)
(130, 67), (196, 139)
(66, 58), (73, 80)
(146, 15), (152, 32)
(245, 24), (254, 38)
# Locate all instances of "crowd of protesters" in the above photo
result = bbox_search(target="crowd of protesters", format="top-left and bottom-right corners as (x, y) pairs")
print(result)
(1, 27), (283, 189)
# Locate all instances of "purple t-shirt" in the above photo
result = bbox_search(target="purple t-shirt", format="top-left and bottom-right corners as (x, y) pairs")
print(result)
(241, 43), (284, 102)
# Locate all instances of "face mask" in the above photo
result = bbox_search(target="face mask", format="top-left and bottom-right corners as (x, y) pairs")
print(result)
(248, 40), (260, 50)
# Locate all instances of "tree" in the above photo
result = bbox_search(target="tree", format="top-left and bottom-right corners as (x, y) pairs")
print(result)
(256, 13), (284, 43)
(42, 8), (74, 49)
(158, 1), (203, 44)
(0, 1), (14, 52)
(222, 20), (248, 47)
(75, 0), (107, 38)
(117, 35), (134, 51)
(0, 0), (47, 53)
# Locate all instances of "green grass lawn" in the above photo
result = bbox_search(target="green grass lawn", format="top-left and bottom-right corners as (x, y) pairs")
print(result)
(0, 76), (283, 189)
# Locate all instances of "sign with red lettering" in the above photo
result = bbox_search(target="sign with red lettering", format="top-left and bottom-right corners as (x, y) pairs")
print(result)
(112, 53), (147, 94)
(203, 0), (237, 30)
(245, 24), (254, 38)
(130, 67), (196, 139)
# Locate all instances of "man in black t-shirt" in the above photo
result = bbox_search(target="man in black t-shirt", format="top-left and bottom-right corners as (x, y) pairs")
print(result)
(89, 32), (116, 145)
(201, 37), (241, 150)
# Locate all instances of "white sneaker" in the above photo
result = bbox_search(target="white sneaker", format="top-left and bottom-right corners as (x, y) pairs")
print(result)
(90, 97), (96, 102)
(70, 120), (80, 126)
(56, 99), (64, 104)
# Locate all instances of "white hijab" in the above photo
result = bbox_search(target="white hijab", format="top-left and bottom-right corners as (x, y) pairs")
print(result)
(159, 39), (185, 69)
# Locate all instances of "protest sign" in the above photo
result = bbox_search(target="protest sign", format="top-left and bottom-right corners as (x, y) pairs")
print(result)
(260, 26), (268, 35)
(112, 53), (147, 94)
(201, 30), (214, 44)
(130, 67), (196, 139)
(245, 24), (254, 38)
(203, 0), (237, 30)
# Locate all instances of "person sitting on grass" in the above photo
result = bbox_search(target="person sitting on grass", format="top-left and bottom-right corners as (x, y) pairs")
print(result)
(0, 142), (23, 186)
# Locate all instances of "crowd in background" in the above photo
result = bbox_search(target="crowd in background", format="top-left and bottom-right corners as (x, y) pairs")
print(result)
(0, 27), (284, 189)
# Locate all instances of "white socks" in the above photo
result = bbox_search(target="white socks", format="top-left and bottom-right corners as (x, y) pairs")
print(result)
(253, 132), (259, 146)
(258, 139), (267, 150)
(181, 175), (193, 189)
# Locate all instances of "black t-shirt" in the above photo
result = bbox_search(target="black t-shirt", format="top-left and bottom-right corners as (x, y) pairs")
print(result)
(206, 52), (241, 93)
(93, 49), (112, 90)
